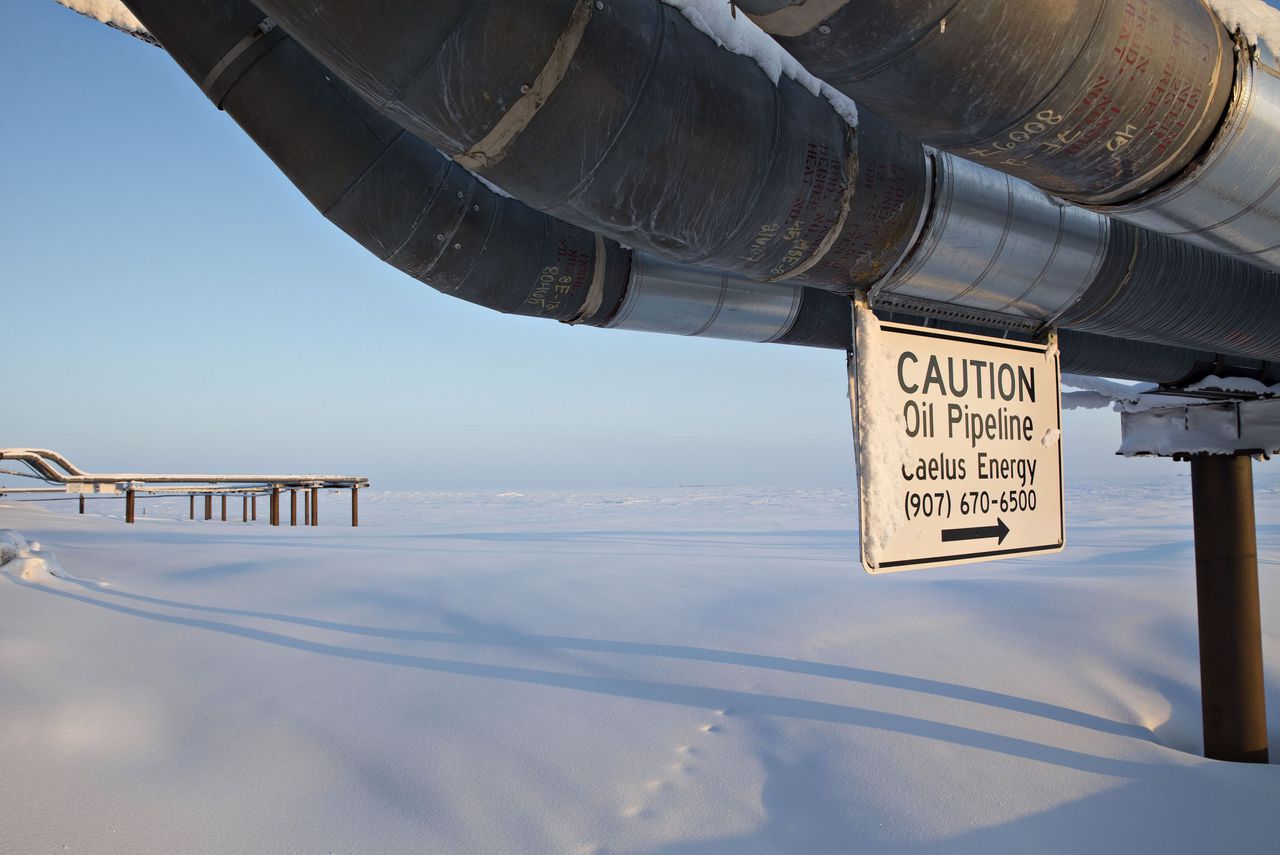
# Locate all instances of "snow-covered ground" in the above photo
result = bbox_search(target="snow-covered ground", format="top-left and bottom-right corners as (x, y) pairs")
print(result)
(2, 483), (1278, 853)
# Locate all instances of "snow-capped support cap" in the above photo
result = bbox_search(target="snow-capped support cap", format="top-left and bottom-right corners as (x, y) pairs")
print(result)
(1119, 398), (1280, 458)
(1068, 373), (1280, 457)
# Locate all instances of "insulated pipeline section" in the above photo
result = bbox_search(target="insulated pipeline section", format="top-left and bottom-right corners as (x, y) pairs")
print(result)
(117, 1), (1280, 375)
(1056, 333), (1224, 385)
(1059, 222), (1280, 360)
(608, 254), (801, 342)
(742, 0), (1280, 274)
(741, 0), (1235, 204)
(252, 0), (1280, 364)
(118, 0), (852, 350)
(125, 0), (628, 326)
(874, 152), (1108, 328)
(1103, 42), (1280, 272)
(250, 0), (889, 285)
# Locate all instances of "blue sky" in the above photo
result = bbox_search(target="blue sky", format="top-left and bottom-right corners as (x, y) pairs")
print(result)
(1, 2), (1235, 489)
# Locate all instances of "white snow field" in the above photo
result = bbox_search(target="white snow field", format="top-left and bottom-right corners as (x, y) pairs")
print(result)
(2, 482), (1278, 854)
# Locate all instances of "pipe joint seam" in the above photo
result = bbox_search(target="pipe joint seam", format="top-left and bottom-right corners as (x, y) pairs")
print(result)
(453, 0), (595, 171)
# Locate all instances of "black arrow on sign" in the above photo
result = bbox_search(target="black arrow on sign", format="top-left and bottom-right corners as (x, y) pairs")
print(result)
(941, 518), (1010, 545)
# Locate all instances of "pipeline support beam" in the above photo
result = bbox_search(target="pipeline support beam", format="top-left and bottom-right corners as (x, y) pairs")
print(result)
(1190, 454), (1270, 763)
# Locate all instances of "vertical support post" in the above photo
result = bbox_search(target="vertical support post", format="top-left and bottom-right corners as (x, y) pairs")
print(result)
(303, 490), (310, 526)
(270, 486), (280, 527)
(242, 494), (249, 522)
(351, 486), (359, 528)
(80, 494), (86, 515)
(221, 494), (228, 522)
(291, 489), (298, 527)
(311, 486), (319, 526)
(189, 494), (195, 520)
(205, 494), (213, 521)
(252, 494), (258, 521)
(1190, 454), (1269, 763)
(125, 489), (136, 524)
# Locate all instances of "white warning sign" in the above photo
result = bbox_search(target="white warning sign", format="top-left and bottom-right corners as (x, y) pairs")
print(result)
(850, 302), (1064, 573)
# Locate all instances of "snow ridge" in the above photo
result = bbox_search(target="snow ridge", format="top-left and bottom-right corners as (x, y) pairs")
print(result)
(0, 530), (65, 584)
(52, 0), (146, 34)
(662, 0), (859, 126)
(1206, 0), (1280, 51)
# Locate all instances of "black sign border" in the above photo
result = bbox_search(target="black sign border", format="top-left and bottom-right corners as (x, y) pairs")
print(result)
(861, 321), (1066, 571)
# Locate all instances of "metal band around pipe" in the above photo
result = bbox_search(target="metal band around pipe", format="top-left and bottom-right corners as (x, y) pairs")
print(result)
(566, 234), (610, 324)
(200, 18), (284, 108)
(750, 0), (851, 37)
(454, 0), (594, 171)
(764, 130), (860, 283)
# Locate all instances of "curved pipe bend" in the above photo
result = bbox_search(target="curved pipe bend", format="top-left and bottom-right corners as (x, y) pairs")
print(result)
(244, 0), (1280, 363)
(113, 0), (1280, 383)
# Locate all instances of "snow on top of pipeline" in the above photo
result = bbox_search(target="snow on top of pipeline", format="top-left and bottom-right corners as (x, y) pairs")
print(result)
(1207, 0), (1280, 52)
(53, 0), (158, 44)
(54, 0), (145, 34)
(662, 0), (859, 127)
(57, 1), (860, 126)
